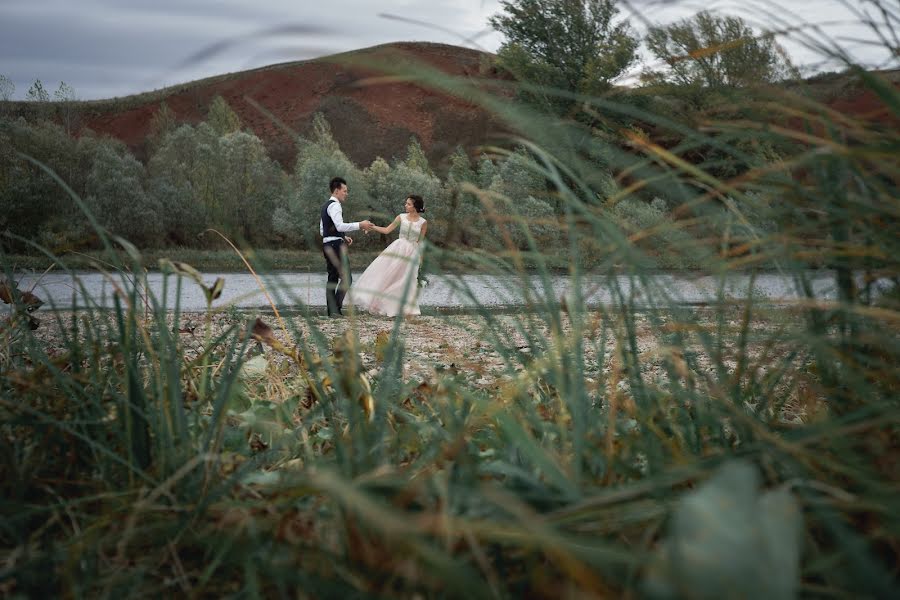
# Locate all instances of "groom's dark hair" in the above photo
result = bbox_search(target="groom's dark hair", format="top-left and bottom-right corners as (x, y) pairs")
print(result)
(329, 177), (347, 193)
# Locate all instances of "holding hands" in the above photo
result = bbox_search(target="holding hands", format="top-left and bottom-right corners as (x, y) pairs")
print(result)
(360, 219), (389, 235)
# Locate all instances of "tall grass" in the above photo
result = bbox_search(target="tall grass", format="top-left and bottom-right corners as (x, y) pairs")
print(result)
(2, 5), (899, 598)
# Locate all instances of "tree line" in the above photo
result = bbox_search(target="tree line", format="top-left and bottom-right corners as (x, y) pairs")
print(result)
(1, 4), (797, 267)
(1, 97), (582, 256)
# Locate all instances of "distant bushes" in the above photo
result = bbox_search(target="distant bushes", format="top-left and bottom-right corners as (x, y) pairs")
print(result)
(1, 100), (777, 270)
(85, 143), (163, 247)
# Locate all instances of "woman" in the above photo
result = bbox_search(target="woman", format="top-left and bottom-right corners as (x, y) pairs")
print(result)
(347, 195), (428, 317)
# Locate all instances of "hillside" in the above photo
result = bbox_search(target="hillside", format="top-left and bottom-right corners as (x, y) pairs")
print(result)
(3, 42), (897, 172)
(8, 42), (512, 170)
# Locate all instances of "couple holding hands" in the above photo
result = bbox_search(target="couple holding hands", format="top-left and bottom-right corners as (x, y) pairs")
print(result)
(320, 176), (427, 318)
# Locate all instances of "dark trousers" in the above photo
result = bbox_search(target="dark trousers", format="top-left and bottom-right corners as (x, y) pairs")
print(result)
(323, 239), (351, 316)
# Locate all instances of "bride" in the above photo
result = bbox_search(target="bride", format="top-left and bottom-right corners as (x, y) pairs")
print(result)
(347, 195), (428, 317)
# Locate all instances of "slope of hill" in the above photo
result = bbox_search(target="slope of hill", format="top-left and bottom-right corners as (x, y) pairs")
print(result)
(784, 67), (900, 129)
(10, 42), (512, 170)
(3, 42), (896, 172)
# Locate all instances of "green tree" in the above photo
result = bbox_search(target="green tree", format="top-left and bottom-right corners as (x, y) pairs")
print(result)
(215, 130), (288, 242)
(0, 118), (85, 250)
(402, 137), (432, 175)
(444, 147), (479, 245)
(271, 205), (303, 245)
(644, 11), (793, 90)
(85, 144), (163, 247)
(361, 157), (397, 249)
(0, 75), (14, 101)
(487, 147), (555, 249)
(489, 0), (639, 110)
(638, 12), (795, 179)
(0, 125), (51, 248)
(289, 115), (367, 249)
(476, 155), (498, 189)
(363, 156), (394, 222)
(447, 147), (476, 185)
(306, 112), (340, 156)
(148, 177), (206, 246)
(147, 123), (218, 245)
(147, 102), (177, 153)
(207, 95), (241, 135)
(53, 81), (75, 102)
(148, 123), (286, 245)
(25, 79), (49, 102)
(53, 81), (78, 135)
(490, 147), (548, 206)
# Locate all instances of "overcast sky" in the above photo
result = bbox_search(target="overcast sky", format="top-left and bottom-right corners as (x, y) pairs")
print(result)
(1, 0), (895, 100)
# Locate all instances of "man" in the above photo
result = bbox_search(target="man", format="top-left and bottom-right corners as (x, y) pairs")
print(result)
(320, 176), (372, 317)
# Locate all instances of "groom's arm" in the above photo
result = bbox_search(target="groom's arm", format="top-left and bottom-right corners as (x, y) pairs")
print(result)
(328, 202), (360, 232)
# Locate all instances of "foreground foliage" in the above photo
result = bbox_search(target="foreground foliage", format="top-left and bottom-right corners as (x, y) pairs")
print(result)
(2, 5), (900, 598)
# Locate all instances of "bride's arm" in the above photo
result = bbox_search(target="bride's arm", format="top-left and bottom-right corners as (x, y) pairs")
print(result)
(417, 221), (428, 243)
(371, 215), (401, 235)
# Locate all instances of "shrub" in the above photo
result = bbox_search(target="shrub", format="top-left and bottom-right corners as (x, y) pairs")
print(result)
(149, 178), (207, 246)
(85, 144), (163, 247)
(610, 196), (710, 269)
(0, 118), (88, 250)
(148, 124), (288, 246)
(485, 147), (555, 249)
(270, 206), (304, 246)
(215, 131), (288, 244)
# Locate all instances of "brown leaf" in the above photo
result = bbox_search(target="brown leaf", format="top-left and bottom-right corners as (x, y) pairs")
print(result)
(251, 318), (276, 344)
(21, 292), (44, 312)
(0, 280), (43, 311)
(0, 281), (14, 304)
(374, 330), (390, 363)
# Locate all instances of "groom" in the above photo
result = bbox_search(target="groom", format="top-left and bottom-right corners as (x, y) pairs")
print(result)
(320, 176), (372, 317)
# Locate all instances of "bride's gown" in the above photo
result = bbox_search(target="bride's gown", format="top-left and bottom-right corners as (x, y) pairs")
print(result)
(347, 213), (425, 317)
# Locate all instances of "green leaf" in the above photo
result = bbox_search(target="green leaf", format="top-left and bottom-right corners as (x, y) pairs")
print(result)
(643, 459), (803, 600)
(238, 355), (269, 380)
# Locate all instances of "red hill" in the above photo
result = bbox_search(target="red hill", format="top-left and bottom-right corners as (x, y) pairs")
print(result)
(4, 42), (896, 171)
(72, 42), (511, 169)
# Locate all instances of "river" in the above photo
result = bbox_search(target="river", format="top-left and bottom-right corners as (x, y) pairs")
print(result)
(4, 270), (888, 313)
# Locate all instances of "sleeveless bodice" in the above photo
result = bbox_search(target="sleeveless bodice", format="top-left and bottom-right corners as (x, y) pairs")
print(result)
(399, 214), (425, 243)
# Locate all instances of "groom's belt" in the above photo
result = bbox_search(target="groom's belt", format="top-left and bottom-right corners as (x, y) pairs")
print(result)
(322, 236), (346, 244)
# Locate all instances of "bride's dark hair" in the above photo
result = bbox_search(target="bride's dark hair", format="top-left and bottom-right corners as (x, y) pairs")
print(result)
(409, 194), (425, 214)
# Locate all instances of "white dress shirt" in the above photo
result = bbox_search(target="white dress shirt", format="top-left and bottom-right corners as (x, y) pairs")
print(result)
(320, 196), (360, 243)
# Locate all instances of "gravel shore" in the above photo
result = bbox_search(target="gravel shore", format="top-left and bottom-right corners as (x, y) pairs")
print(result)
(22, 307), (807, 424)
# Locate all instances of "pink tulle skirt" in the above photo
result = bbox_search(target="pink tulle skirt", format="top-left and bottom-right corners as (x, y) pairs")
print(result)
(347, 238), (422, 317)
